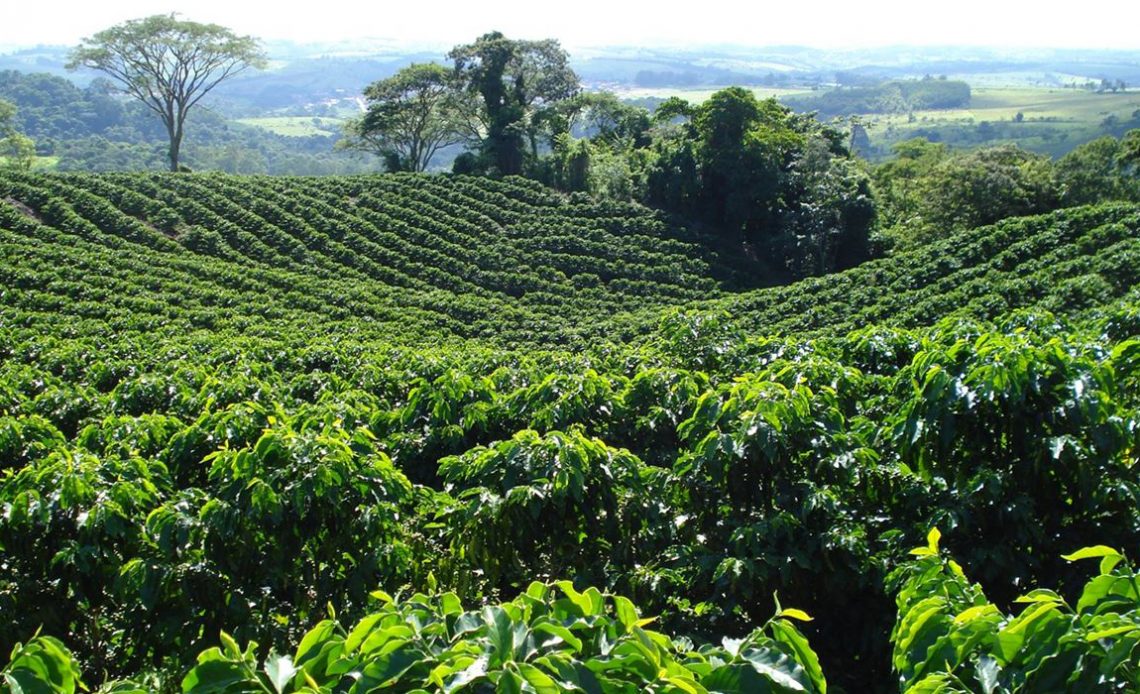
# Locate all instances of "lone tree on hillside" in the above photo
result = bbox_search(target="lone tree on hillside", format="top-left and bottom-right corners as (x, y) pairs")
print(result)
(68, 14), (266, 172)
(342, 63), (470, 172)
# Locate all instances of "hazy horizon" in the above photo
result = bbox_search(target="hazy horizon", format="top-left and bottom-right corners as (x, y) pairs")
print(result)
(3, 0), (1139, 53)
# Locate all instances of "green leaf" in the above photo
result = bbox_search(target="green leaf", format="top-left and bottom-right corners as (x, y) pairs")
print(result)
(443, 656), (488, 692)
(663, 675), (706, 694)
(4, 635), (83, 694)
(613, 596), (639, 631)
(721, 637), (744, 658)
(1085, 625), (1139, 642)
(517, 663), (561, 694)
(954, 604), (999, 624)
(295, 621), (337, 665)
(741, 648), (807, 691)
(995, 601), (1063, 663)
(1100, 555), (1124, 575)
(700, 663), (748, 692)
(345, 614), (385, 653)
(525, 582), (549, 602)
(440, 592), (464, 616)
(555, 581), (604, 616)
(219, 631), (241, 659)
(101, 683), (150, 693)
(926, 527), (941, 553)
(360, 624), (415, 656)
(532, 623), (583, 653)
(583, 588), (606, 616)
(776, 609), (813, 623)
(1076, 574), (1125, 613)
(1013, 590), (1063, 605)
(1061, 546), (1121, 562)
(485, 607), (515, 666)
(895, 597), (949, 669)
(355, 644), (422, 689)
(704, 651), (810, 694)
(768, 620), (825, 694)
(180, 659), (250, 692)
(496, 669), (524, 694)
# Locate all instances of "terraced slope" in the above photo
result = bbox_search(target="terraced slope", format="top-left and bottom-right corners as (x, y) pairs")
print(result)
(1, 172), (726, 345)
(5, 171), (1139, 350)
(617, 202), (1140, 340)
(2, 172), (1139, 693)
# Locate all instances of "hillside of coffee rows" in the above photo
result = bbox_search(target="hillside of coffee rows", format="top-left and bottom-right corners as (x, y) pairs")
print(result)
(4, 172), (1139, 348)
(1, 172), (736, 346)
(1, 172), (1138, 692)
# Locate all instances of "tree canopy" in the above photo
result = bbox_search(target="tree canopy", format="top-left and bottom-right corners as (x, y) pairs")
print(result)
(644, 87), (874, 277)
(448, 32), (579, 175)
(342, 63), (470, 173)
(67, 14), (266, 172)
(0, 99), (35, 170)
(1055, 135), (1140, 206)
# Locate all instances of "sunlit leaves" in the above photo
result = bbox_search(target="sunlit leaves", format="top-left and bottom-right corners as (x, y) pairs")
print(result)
(891, 538), (1140, 692)
(175, 583), (825, 693)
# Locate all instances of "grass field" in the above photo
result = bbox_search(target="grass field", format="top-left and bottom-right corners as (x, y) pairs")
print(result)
(0, 155), (59, 170)
(235, 116), (345, 137)
(909, 87), (1139, 123)
(858, 86), (1140, 158)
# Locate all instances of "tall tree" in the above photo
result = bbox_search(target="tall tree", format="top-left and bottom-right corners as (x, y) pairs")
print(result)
(342, 63), (468, 172)
(0, 98), (35, 170)
(67, 14), (266, 172)
(448, 32), (579, 176)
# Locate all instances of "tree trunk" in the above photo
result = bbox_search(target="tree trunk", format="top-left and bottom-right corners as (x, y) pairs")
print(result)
(167, 113), (185, 172)
(168, 138), (181, 172)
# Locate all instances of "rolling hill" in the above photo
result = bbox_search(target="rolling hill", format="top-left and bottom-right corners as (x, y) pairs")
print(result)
(1, 172), (1138, 693)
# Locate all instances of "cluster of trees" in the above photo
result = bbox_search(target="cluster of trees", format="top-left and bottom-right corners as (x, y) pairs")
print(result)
(0, 71), (133, 142)
(347, 36), (873, 278)
(341, 32), (579, 178)
(0, 15), (376, 174)
(641, 88), (875, 277)
(872, 130), (1140, 248)
(344, 35), (1140, 280)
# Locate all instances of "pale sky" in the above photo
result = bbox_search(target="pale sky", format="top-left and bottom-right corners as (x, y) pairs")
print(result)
(2, 0), (1138, 51)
